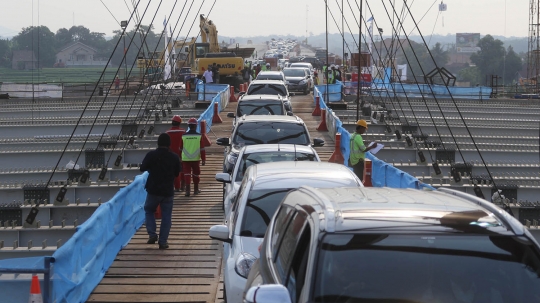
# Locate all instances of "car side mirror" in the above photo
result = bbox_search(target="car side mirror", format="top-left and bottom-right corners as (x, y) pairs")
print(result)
(286, 111), (293, 116)
(208, 225), (232, 244)
(244, 285), (292, 303)
(227, 112), (236, 118)
(312, 138), (325, 147)
(215, 173), (232, 183)
(216, 137), (230, 146)
(239, 91), (246, 96)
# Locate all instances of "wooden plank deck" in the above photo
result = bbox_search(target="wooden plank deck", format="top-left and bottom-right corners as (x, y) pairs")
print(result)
(87, 93), (336, 303)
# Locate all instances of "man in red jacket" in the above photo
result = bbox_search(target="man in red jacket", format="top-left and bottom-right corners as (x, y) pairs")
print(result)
(166, 115), (185, 191)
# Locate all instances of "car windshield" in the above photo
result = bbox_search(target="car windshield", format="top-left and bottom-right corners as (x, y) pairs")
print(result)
(238, 101), (284, 116)
(232, 122), (309, 146)
(313, 234), (540, 303)
(239, 189), (290, 237)
(248, 84), (287, 96)
(257, 74), (283, 81)
(235, 151), (317, 182)
(283, 69), (305, 77)
(291, 64), (310, 69)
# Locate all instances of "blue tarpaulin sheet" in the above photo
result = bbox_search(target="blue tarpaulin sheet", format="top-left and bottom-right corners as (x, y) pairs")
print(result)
(314, 85), (435, 190)
(51, 172), (148, 303)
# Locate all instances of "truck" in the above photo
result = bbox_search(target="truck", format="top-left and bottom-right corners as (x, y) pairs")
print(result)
(185, 15), (255, 88)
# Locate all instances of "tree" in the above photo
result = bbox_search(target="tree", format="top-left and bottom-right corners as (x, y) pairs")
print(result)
(55, 26), (107, 54)
(470, 35), (505, 81)
(429, 42), (449, 69)
(0, 38), (11, 68)
(458, 66), (481, 85)
(12, 26), (56, 67)
(502, 46), (523, 84)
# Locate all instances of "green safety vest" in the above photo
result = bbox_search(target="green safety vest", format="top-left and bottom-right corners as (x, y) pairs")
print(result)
(349, 133), (366, 165)
(182, 134), (202, 161)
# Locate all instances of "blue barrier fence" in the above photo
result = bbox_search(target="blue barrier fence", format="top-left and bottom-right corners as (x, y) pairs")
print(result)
(0, 83), (232, 302)
(314, 84), (434, 190)
(52, 172), (148, 302)
(195, 82), (230, 134)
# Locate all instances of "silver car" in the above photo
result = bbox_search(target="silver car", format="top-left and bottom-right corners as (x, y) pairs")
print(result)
(215, 144), (321, 214)
(209, 162), (363, 303)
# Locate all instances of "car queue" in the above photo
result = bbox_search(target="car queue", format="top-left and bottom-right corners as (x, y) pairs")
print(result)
(206, 43), (540, 303)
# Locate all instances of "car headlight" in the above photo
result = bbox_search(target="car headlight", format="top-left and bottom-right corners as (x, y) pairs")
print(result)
(235, 252), (257, 278)
(299, 80), (307, 85)
(226, 153), (238, 166)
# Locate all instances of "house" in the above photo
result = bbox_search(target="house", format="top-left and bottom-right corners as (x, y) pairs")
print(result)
(11, 50), (37, 70)
(55, 42), (108, 67)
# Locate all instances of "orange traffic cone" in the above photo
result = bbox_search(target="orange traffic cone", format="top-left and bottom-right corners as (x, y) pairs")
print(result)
(28, 275), (43, 303)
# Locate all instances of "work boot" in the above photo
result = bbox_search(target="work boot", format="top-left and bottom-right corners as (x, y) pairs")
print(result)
(194, 184), (201, 195)
(185, 185), (190, 197)
(147, 236), (158, 244)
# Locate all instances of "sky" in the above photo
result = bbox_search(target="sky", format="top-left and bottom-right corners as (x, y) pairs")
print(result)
(0, 0), (529, 39)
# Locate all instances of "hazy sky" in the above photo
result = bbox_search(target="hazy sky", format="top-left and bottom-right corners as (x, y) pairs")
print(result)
(0, 0), (529, 39)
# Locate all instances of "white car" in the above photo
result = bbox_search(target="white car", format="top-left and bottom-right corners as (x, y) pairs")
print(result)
(209, 162), (363, 303)
(215, 144), (321, 215)
(290, 62), (315, 77)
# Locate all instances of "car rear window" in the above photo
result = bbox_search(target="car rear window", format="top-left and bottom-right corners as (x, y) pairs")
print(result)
(239, 189), (291, 238)
(313, 234), (540, 303)
(237, 101), (284, 116)
(283, 69), (305, 77)
(235, 151), (318, 181)
(248, 84), (287, 96)
(232, 122), (309, 146)
(257, 74), (284, 81)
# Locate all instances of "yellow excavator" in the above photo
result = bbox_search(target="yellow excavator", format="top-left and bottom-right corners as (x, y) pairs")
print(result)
(185, 14), (255, 87)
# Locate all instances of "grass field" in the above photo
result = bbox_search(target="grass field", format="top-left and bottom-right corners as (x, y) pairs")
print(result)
(0, 67), (128, 84)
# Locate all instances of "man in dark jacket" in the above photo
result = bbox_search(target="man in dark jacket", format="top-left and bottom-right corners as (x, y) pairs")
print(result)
(140, 133), (181, 249)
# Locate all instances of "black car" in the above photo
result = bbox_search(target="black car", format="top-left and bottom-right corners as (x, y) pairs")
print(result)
(283, 68), (312, 95)
(301, 56), (322, 69)
(244, 80), (293, 112)
(216, 115), (324, 173)
(245, 186), (540, 303)
(177, 67), (194, 82)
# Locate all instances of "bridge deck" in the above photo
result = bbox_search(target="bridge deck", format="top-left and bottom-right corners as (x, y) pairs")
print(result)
(86, 93), (332, 303)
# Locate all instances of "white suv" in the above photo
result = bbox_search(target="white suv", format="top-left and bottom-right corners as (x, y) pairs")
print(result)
(209, 162), (363, 303)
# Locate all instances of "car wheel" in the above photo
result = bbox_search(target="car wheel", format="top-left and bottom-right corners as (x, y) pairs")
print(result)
(304, 88), (308, 95)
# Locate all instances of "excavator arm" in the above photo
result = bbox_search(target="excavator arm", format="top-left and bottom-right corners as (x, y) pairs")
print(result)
(199, 14), (220, 53)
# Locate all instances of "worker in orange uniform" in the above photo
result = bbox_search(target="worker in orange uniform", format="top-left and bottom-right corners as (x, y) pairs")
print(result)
(179, 118), (206, 197)
(166, 115), (186, 191)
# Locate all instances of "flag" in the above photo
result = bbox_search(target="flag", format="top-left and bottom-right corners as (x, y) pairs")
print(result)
(163, 16), (167, 28)
(366, 16), (374, 23)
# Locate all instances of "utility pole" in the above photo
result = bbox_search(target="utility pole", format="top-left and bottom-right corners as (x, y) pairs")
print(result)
(528, 0), (540, 93)
(356, 0), (363, 122)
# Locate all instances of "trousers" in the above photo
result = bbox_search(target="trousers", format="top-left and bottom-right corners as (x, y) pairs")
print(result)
(352, 160), (365, 181)
(183, 161), (201, 185)
(144, 193), (173, 245)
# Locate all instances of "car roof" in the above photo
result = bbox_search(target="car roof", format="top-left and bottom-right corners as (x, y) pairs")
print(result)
(240, 144), (316, 154)
(257, 71), (283, 76)
(294, 187), (520, 235)
(249, 80), (287, 85)
(238, 94), (283, 102)
(238, 115), (303, 123)
(283, 67), (307, 71)
(248, 162), (361, 190)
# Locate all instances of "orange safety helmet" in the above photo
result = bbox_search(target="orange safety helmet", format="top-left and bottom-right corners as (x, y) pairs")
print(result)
(172, 115), (182, 123)
(188, 117), (198, 125)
